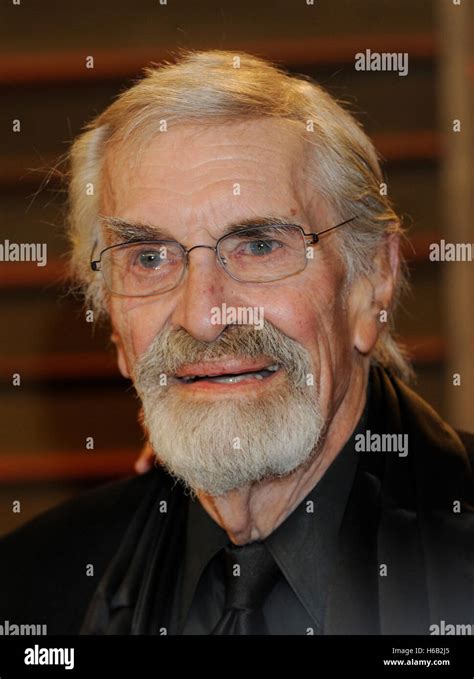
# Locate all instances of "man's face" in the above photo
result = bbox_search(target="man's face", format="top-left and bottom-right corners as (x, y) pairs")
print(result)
(101, 118), (365, 495)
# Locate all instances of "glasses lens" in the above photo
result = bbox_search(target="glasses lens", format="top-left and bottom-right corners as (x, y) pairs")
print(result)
(218, 224), (307, 282)
(101, 241), (185, 296)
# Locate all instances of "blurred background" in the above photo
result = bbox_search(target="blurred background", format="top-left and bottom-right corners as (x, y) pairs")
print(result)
(0, 0), (473, 536)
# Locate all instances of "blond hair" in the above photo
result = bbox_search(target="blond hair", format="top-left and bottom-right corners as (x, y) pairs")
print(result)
(67, 49), (412, 380)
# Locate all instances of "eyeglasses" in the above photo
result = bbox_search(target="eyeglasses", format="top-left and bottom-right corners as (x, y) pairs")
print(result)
(90, 217), (356, 298)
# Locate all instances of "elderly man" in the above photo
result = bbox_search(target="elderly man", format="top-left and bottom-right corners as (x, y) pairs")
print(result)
(1, 50), (472, 636)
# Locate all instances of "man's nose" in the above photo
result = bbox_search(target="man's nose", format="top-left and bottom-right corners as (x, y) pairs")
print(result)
(169, 246), (235, 343)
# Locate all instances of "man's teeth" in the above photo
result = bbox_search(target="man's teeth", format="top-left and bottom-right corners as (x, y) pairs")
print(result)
(180, 364), (280, 384)
(205, 369), (268, 384)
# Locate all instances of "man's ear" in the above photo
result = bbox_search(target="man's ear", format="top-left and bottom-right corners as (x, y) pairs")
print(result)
(111, 332), (131, 379)
(350, 233), (400, 356)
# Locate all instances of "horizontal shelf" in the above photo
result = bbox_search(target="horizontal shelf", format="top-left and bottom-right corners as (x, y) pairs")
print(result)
(375, 130), (438, 163)
(0, 33), (436, 84)
(0, 351), (120, 381)
(403, 230), (439, 263)
(0, 258), (67, 289)
(402, 335), (445, 365)
(0, 130), (440, 188)
(0, 450), (137, 483)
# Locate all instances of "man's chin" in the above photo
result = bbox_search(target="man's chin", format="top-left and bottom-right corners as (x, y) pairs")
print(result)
(156, 448), (317, 497)
(146, 414), (323, 497)
(141, 375), (324, 497)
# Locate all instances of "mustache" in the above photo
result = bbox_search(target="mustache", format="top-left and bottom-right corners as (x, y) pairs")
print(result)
(133, 321), (312, 390)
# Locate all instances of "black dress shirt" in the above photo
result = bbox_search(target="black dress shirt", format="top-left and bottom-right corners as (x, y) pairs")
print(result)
(169, 403), (368, 635)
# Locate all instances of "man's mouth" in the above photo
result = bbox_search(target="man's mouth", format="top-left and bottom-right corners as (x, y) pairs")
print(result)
(173, 359), (281, 385)
(179, 364), (280, 384)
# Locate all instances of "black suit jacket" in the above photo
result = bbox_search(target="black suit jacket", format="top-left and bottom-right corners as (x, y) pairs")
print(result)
(0, 366), (473, 634)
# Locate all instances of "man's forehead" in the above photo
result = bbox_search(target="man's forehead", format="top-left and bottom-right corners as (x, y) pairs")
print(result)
(100, 118), (314, 230)
(102, 118), (306, 187)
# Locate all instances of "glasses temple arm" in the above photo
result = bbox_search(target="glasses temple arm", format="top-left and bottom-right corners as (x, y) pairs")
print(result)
(314, 216), (357, 240)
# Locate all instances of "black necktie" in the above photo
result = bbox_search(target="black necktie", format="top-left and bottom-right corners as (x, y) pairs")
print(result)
(211, 541), (280, 635)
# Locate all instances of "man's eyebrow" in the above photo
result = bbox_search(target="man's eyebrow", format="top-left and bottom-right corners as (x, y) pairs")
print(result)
(101, 215), (299, 243)
(101, 217), (173, 242)
(220, 216), (296, 237)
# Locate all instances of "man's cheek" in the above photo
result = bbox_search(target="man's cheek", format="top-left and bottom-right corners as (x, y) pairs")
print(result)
(112, 301), (150, 363)
(111, 312), (139, 368)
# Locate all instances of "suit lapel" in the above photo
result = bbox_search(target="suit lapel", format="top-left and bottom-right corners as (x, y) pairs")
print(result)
(324, 364), (471, 634)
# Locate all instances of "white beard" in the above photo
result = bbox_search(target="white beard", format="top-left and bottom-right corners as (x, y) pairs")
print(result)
(134, 324), (325, 496)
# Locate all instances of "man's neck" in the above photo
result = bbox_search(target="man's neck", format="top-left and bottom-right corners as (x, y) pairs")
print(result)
(197, 365), (369, 545)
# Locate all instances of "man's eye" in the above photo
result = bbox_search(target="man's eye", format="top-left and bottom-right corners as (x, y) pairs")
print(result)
(134, 249), (166, 269)
(242, 240), (283, 256)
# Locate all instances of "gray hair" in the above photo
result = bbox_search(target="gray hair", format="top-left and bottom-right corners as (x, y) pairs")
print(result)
(67, 49), (412, 381)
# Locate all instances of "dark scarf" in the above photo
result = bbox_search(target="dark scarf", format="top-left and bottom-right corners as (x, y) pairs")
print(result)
(80, 365), (473, 635)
